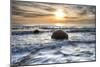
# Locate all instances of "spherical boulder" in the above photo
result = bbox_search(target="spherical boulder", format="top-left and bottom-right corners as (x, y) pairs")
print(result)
(51, 30), (68, 40)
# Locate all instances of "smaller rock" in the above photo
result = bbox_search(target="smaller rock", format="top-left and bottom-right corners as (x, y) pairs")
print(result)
(33, 29), (40, 33)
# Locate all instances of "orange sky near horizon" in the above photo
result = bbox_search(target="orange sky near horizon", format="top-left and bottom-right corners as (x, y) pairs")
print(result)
(12, 1), (96, 25)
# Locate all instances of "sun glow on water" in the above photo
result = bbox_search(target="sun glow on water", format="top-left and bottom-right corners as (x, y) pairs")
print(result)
(55, 23), (65, 27)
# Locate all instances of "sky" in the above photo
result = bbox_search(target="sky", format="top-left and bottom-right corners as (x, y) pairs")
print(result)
(12, 1), (96, 25)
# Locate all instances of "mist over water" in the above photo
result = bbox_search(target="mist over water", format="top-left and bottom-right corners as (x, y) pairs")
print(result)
(11, 24), (96, 65)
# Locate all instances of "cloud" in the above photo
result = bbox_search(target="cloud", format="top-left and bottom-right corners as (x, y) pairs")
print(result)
(12, 1), (96, 24)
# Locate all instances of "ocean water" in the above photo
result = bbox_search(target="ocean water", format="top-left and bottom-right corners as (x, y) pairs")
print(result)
(11, 25), (96, 66)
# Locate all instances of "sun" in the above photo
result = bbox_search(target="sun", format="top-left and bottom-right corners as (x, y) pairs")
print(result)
(54, 9), (65, 19)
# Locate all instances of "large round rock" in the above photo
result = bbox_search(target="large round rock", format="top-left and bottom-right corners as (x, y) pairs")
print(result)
(51, 30), (68, 39)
